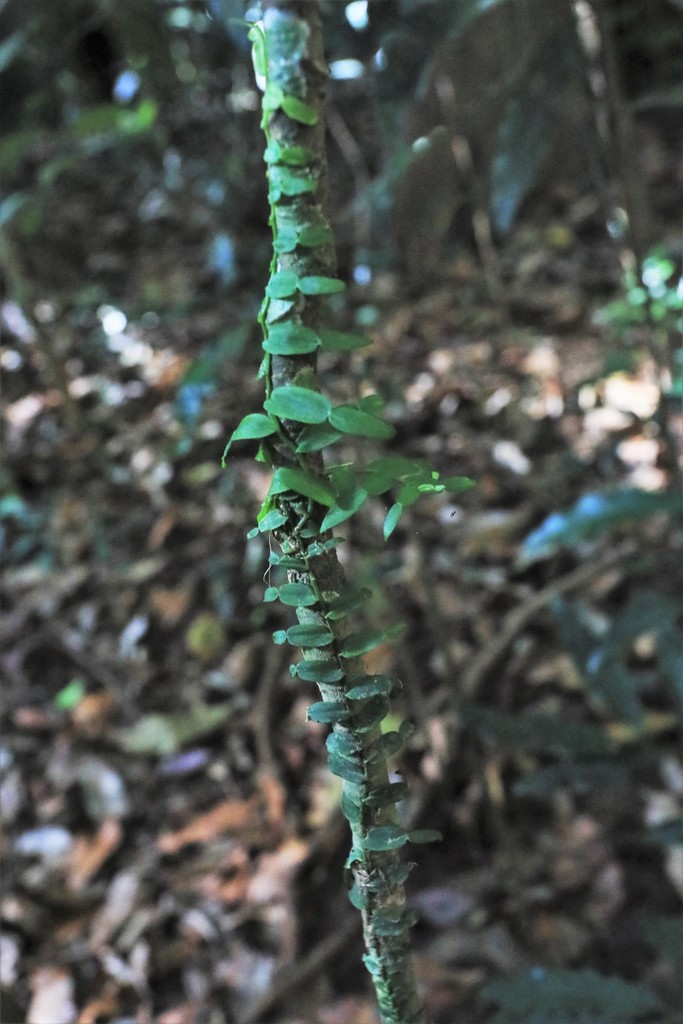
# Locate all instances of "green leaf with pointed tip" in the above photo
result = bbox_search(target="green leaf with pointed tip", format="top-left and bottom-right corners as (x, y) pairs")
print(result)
(295, 422), (343, 453)
(263, 587), (279, 602)
(307, 701), (349, 724)
(443, 475), (476, 493)
(366, 825), (410, 851)
(287, 624), (333, 648)
(265, 386), (331, 425)
(263, 323), (319, 355)
(383, 502), (403, 539)
(223, 413), (278, 461)
(257, 509), (288, 532)
(266, 271), (299, 298)
(358, 394), (385, 413)
(270, 466), (336, 507)
(294, 660), (345, 683)
(320, 487), (368, 531)
(317, 329), (371, 351)
(281, 94), (318, 124)
(408, 829), (443, 844)
(329, 405), (395, 440)
(345, 675), (394, 700)
(328, 752), (365, 783)
(297, 224), (333, 247)
(339, 629), (386, 658)
(298, 276), (346, 295)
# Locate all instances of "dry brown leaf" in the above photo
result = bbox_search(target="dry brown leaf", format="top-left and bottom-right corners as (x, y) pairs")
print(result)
(157, 797), (261, 854)
(67, 818), (123, 890)
(147, 508), (179, 550)
(150, 585), (194, 625)
(71, 691), (118, 736)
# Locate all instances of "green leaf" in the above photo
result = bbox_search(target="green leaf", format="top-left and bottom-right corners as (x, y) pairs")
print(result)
(295, 423), (343, 453)
(268, 165), (316, 197)
(345, 675), (394, 700)
(328, 405), (395, 440)
(257, 509), (288, 532)
(270, 466), (336, 506)
(367, 731), (403, 763)
(307, 701), (350, 724)
(263, 322), (320, 355)
(443, 475), (476, 493)
(263, 587), (279, 602)
(223, 413), (278, 460)
(353, 696), (390, 732)
(317, 329), (371, 351)
(262, 82), (284, 111)
(286, 624), (333, 648)
(281, 94), (318, 124)
(272, 630), (287, 645)
(363, 781), (409, 806)
(55, 678), (86, 711)
(297, 224), (333, 246)
(326, 732), (359, 759)
(272, 229), (298, 254)
(408, 829), (442, 845)
(294, 659), (345, 683)
(365, 825), (410, 851)
(265, 386), (331, 424)
(342, 790), (362, 826)
(298, 276), (346, 295)
(266, 271), (299, 298)
(339, 629), (386, 658)
(278, 145), (316, 165)
(320, 487), (368, 531)
(383, 503), (404, 539)
(277, 583), (317, 607)
(328, 751), (364, 783)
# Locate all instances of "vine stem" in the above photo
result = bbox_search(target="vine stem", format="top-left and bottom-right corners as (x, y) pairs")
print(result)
(251, 2), (428, 1021)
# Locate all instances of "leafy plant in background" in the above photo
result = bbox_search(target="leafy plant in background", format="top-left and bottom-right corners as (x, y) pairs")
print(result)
(222, 3), (472, 1021)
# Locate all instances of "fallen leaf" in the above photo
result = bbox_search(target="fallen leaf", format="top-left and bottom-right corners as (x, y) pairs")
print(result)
(157, 797), (261, 854)
(67, 818), (123, 890)
(112, 702), (233, 755)
(150, 585), (193, 625)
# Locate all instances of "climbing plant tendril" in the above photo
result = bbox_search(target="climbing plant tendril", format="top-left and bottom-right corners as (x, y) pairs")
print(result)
(224, 3), (473, 1021)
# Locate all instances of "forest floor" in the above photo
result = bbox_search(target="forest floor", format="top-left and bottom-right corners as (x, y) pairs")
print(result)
(1, 111), (682, 1024)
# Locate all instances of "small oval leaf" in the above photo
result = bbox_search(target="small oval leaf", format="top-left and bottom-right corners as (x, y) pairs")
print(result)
(295, 422), (343, 453)
(383, 502), (403, 540)
(339, 629), (386, 658)
(265, 386), (331, 425)
(307, 701), (349, 724)
(345, 675), (394, 700)
(281, 94), (318, 124)
(266, 271), (299, 298)
(295, 660), (345, 683)
(287, 624), (333, 648)
(298, 276), (346, 295)
(329, 405), (395, 440)
(317, 329), (372, 352)
(278, 582), (317, 607)
(270, 466), (336, 506)
(263, 323), (319, 355)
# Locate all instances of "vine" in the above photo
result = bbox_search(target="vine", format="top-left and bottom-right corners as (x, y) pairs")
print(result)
(223, 4), (473, 1022)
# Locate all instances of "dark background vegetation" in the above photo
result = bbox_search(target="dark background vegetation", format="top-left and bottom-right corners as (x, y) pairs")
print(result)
(1, 1), (681, 1021)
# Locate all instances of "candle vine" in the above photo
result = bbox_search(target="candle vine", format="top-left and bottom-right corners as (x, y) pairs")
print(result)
(222, 4), (473, 1021)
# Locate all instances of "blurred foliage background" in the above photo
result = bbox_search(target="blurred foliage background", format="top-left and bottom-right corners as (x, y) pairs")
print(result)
(1, 1), (682, 1022)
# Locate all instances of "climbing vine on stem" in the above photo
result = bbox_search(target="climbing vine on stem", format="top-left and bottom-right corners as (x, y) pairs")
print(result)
(223, 4), (472, 1022)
